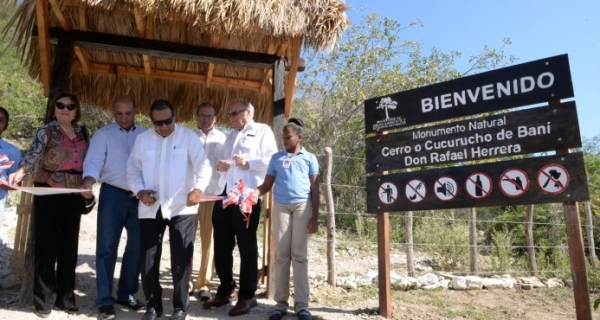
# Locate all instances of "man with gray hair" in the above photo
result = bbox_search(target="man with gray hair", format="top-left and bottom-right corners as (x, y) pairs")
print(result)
(203, 98), (277, 316)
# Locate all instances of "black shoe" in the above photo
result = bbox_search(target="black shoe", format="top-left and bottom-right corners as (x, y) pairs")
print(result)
(142, 308), (163, 320)
(34, 309), (51, 318)
(297, 309), (312, 320)
(55, 305), (79, 314)
(169, 309), (186, 320)
(116, 295), (145, 311)
(98, 306), (116, 320)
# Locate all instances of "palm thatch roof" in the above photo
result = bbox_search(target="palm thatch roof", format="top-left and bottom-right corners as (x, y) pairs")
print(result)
(1, 0), (348, 124)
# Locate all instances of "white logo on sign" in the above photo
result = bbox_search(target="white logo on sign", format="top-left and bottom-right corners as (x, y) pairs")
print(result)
(405, 179), (426, 203)
(379, 182), (398, 205)
(434, 176), (458, 201)
(537, 164), (569, 194)
(465, 172), (492, 199)
(373, 97), (407, 131)
(499, 168), (529, 197)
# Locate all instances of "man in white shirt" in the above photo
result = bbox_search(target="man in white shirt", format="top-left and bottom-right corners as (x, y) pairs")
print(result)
(82, 96), (145, 320)
(127, 100), (211, 320)
(188, 102), (226, 301)
(203, 98), (277, 316)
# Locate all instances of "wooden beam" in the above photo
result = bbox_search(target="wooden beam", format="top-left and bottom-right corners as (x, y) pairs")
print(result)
(46, 32), (74, 123)
(35, 0), (51, 96)
(33, 27), (281, 69)
(72, 62), (263, 91)
(73, 47), (90, 75)
(134, 7), (152, 79)
(77, 6), (88, 31)
(48, 0), (70, 30)
(260, 43), (288, 92)
(284, 37), (302, 117)
(205, 35), (220, 88)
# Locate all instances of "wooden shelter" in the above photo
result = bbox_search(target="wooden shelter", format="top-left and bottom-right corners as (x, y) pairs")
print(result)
(1, 0), (348, 304)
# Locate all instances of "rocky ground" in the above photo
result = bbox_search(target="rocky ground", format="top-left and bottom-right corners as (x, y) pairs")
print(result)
(0, 193), (598, 320)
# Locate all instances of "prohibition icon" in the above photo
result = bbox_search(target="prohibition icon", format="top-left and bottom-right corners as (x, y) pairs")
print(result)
(465, 172), (492, 199)
(434, 176), (457, 201)
(537, 164), (569, 194)
(499, 168), (529, 197)
(405, 179), (426, 203)
(379, 182), (398, 205)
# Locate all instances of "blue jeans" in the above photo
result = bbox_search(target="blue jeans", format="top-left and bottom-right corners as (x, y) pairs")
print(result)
(95, 183), (142, 307)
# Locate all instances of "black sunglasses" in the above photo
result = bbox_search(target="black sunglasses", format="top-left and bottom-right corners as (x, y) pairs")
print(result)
(152, 117), (174, 127)
(55, 101), (77, 111)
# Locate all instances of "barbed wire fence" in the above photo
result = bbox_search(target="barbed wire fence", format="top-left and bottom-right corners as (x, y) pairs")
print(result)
(313, 151), (600, 282)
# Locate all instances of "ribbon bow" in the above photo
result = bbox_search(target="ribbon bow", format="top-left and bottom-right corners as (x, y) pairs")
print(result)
(223, 179), (258, 228)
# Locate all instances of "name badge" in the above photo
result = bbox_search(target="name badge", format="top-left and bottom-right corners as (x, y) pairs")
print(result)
(282, 158), (291, 169)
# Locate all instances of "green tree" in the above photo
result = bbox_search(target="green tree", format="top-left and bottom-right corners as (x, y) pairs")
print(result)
(294, 13), (514, 214)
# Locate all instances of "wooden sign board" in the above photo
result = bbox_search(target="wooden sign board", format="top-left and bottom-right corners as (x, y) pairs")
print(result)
(366, 102), (581, 172)
(366, 153), (588, 213)
(364, 54), (574, 133)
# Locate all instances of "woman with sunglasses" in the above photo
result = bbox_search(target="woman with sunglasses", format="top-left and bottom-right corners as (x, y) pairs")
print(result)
(8, 92), (91, 318)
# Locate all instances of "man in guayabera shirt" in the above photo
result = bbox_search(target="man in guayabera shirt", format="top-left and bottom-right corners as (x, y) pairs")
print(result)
(127, 99), (211, 320)
(203, 98), (277, 316)
(82, 96), (146, 320)
(188, 102), (226, 301)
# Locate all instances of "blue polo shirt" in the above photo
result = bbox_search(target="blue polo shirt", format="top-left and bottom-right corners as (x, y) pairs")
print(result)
(0, 137), (22, 212)
(266, 147), (319, 204)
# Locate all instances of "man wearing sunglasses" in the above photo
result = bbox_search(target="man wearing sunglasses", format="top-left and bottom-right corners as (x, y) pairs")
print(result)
(82, 96), (146, 320)
(203, 98), (277, 316)
(127, 100), (211, 320)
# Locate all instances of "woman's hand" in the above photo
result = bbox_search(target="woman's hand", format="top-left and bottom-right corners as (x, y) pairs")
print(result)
(8, 168), (25, 186)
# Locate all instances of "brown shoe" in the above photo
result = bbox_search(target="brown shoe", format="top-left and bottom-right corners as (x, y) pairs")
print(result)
(228, 298), (257, 316)
(203, 295), (231, 309)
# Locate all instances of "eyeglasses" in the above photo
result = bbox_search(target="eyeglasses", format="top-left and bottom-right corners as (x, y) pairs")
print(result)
(197, 114), (215, 119)
(227, 109), (248, 118)
(55, 101), (77, 111)
(152, 117), (174, 127)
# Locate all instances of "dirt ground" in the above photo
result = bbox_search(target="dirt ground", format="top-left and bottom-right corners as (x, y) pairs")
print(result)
(1, 200), (599, 320)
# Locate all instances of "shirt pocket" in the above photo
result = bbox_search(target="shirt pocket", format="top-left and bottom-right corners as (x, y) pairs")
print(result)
(170, 148), (188, 188)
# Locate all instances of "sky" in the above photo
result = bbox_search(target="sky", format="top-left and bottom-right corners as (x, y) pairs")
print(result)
(343, 0), (600, 139)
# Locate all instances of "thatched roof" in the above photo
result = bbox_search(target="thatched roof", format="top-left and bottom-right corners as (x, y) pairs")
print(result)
(1, 0), (348, 124)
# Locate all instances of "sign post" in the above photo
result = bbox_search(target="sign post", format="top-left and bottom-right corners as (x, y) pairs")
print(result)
(364, 55), (590, 319)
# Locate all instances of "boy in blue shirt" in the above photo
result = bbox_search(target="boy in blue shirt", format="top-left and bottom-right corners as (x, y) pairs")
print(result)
(0, 107), (22, 240)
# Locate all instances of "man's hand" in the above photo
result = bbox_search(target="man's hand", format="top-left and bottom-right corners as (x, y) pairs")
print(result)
(81, 176), (96, 199)
(216, 160), (231, 172)
(137, 189), (158, 206)
(232, 155), (249, 170)
(187, 188), (203, 206)
(308, 215), (319, 234)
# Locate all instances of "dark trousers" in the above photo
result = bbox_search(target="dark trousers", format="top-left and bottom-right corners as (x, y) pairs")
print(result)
(140, 209), (196, 312)
(33, 193), (82, 312)
(212, 199), (262, 300)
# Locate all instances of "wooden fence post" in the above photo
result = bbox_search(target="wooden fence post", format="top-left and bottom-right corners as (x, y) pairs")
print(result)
(525, 204), (538, 276)
(405, 211), (414, 277)
(584, 201), (597, 269)
(323, 147), (336, 286)
(468, 207), (478, 276)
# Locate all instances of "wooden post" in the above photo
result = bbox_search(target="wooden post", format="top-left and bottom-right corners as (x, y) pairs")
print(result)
(377, 212), (391, 317)
(264, 57), (286, 299)
(584, 201), (597, 269)
(468, 207), (478, 276)
(405, 210), (414, 277)
(525, 204), (538, 276)
(554, 97), (591, 320)
(323, 147), (336, 286)
(45, 31), (74, 123)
